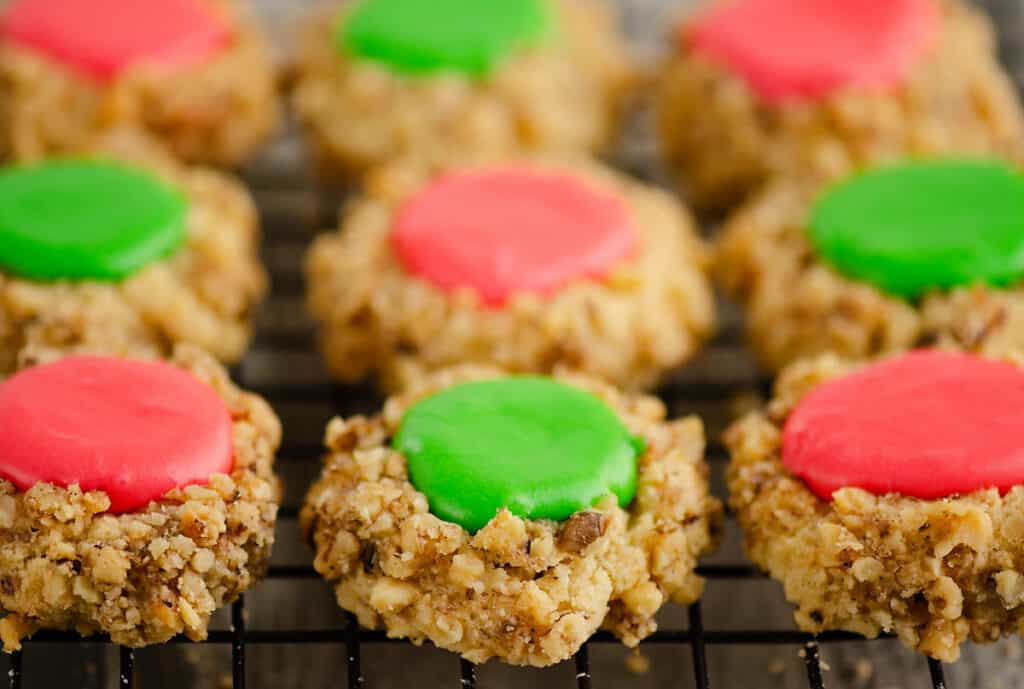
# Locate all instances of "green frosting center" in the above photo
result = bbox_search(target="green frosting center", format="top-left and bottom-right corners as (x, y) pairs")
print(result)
(394, 377), (643, 533)
(0, 159), (187, 282)
(339, 0), (550, 76)
(809, 159), (1024, 300)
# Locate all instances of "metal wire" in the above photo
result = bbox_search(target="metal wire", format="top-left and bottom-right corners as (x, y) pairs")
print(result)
(574, 645), (592, 689)
(119, 647), (134, 689)
(460, 659), (477, 689)
(688, 603), (711, 689)
(7, 652), (19, 689)
(802, 642), (824, 689)
(345, 613), (364, 689)
(233, 596), (247, 689)
(928, 658), (948, 689)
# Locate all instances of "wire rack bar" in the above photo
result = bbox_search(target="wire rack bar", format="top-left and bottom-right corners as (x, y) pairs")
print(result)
(233, 596), (247, 689)
(688, 603), (711, 689)
(119, 647), (134, 689)
(7, 651), (20, 689)
(459, 659), (477, 689)
(928, 658), (947, 689)
(345, 613), (364, 689)
(802, 642), (824, 689)
(574, 645), (592, 689)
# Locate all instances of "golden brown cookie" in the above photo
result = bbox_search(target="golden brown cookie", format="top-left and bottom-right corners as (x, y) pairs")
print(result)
(0, 132), (267, 374)
(0, 345), (281, 650)
(306, 156), (715, 391)
(302, 365), (722, 666)
(0, 0), (278, 167)
(726, 350), (1024, 662)
(656, 0), (1023, 211)
(292, 0), (631, 182)
(716, 161), (1024, 373)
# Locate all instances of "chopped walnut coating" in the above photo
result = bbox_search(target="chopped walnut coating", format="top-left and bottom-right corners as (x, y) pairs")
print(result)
(726, 352), (1024, 662)
(0, 346), (281, 650)
(301, 366), (722, 666)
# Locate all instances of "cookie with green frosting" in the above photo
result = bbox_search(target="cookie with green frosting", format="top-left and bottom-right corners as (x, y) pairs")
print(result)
(719, 157), (1024, 374)
(304, 369), (720, 666)
(0, 151), (267, 373)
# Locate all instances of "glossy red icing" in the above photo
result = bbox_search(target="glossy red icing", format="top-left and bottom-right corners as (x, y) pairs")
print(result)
(0, 356), (233, 513)
(685, 0), (937, 103)
(2, 0), (229, 82)
(392, 167), (638, 307)
(782, 350), (1024, 501)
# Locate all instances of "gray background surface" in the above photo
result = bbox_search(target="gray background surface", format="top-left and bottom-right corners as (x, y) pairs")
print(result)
(10, 1), (1024, 687)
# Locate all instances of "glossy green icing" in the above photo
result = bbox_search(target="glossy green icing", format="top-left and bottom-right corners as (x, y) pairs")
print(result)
(394, 377), (643, 533)
(0, 159), (186, 282)
(338, 0), (550, 76)
(809, 159), (1024, 299)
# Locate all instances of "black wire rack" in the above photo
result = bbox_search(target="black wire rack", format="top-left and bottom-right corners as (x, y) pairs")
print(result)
(0, 185), (960, 687)
(4, 0), (1024, 684)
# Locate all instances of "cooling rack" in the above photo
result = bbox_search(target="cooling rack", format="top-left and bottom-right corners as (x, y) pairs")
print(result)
(0, 180), (957, 688)
(4, 0), (1024, 686)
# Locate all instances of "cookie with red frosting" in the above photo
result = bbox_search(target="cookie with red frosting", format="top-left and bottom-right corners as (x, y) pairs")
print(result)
(292, 0), (631, 182)
(0, 134), (267, 374)
(717, 157), (1024, 373)
(0, 346), (280, 651)
(305, 156), (715, 390)
(656, 0), (1024, 210)
(726, 348), (1024, 662)
(0, 0), (278, 166)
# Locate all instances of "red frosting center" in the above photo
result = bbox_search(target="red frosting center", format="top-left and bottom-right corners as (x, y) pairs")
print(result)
(0, 356), (233, 513)
(782, 350), (1024, 501)
(685, 0), (938, 103)
(2, 0), (230, 82)
(392, 167), (638, 307)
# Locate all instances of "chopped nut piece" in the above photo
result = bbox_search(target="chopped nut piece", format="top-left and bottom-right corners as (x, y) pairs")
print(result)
(558, 512), (607, 553)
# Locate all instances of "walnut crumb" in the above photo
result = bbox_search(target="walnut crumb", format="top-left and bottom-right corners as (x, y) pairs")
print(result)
(558, 512), (607, 553)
